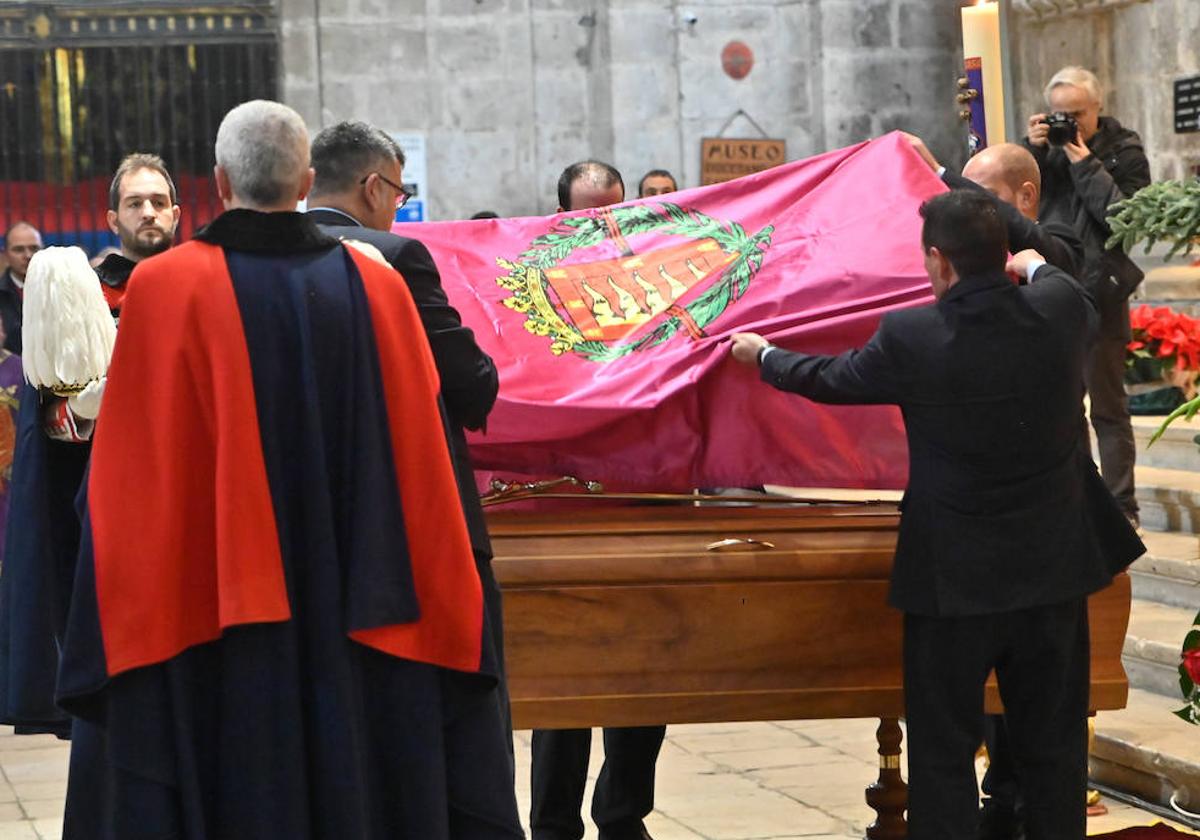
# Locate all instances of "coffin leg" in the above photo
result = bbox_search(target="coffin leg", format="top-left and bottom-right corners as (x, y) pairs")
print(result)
(864, 716), (907, 840)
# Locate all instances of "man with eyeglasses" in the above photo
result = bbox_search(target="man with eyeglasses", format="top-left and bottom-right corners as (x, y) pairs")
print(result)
(0, 221), (43, 354)
(306, 117), (510, 750)
(1024, 66), (1150, 531)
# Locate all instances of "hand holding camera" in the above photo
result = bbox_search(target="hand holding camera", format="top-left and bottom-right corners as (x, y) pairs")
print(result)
(1043, 112), (1079, 146)
(1029, 111), (1091, 162)
(1026, 113), (1050, 147)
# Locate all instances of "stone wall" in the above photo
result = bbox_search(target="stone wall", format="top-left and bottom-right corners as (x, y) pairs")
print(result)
(1010, 0), (1200, 181)
(280, 0), (966, 220)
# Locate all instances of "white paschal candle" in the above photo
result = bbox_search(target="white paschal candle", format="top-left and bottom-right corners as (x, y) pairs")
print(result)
(961, 1), (1007, 145)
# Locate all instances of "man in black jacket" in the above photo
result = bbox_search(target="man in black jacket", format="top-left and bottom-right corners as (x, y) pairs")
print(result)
(305, 119), (510, 742)
(902, 136), (1088, 837)
(532, 160), (665, 840)
(1025, 66), (1152, 525)
(730, 191), (1144, 840)
(0, 222), (42, 354)
(901, 133), (1083, 277)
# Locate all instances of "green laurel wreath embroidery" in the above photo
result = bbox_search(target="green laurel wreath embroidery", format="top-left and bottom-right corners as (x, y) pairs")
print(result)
(497, 202), (774, 362)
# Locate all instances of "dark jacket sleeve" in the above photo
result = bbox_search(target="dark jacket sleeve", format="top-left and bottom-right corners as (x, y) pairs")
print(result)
(942, 171), (1081, 276)
(759, 317), (904, 406)
(1039, 222), (1085, 277)
(1069, 144), (1151, 233)
(1022, 137), (1050, 168)
(392, 238), (499, 431)
(1031, 262), (1099, 341)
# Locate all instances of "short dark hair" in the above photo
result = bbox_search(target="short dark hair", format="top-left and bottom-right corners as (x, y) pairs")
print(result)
(470, 211), (499, 220)
(919, 190), (1008, 277)
(557, 160), (624, 211)
(310, 121), (406, 198)
(109, 153), (177, 211)
(638, 168), (677, 196)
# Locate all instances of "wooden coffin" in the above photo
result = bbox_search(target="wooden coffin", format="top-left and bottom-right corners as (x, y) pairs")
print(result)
(488, 503), (1132, 731)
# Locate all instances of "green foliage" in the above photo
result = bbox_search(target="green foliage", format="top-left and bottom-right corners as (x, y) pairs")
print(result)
(1148, 393), (1200, 445)
(1107, 178), (1200, 259)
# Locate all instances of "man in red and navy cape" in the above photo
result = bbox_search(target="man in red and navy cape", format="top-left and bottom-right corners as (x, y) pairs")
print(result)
(0, 153), (181, 739)
(56, 100), (523, 840)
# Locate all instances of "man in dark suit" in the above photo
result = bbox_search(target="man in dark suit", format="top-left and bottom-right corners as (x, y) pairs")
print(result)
(529, 160), (665, 840)
(0, 221), (42, 354)
(306, 119), (510, 740)
(901, 135), (1089, 838)
(730, 190), (1144, 840)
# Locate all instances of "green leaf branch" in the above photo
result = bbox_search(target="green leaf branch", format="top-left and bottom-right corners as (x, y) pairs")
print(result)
(1107, 178), (1200, 259)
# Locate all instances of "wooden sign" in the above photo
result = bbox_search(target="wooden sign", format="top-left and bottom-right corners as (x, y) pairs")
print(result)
(700, 138), (786, 186)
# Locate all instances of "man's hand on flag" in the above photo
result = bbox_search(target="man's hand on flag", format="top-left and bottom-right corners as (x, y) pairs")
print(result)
(730, 332), (770, 367)
(1006, 249), (1047, 283)
(900, 132), (941, 172)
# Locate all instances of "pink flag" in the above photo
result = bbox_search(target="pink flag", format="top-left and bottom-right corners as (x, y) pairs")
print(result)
(394, 133), (946, 491)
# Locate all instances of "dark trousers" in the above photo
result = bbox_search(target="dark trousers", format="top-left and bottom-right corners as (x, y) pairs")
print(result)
(979, 713), (1023, 838)
(981, 713), (1020, 807)
(530, 725), (666, 840)
(1086, 329), (1137, 517)
(904, 599), (1090, 840)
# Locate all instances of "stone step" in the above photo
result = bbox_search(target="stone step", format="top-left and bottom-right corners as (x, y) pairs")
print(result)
(1123, 598), (1197, 699)
(1135, 465), (1200, 534)
(1091, 687), (1200, 817)
(1133, 531), (1200, 610)
(1130, 242), (1200, 295)
(1135, 268), (1200, 310)
(1133, 414), (1200, 473)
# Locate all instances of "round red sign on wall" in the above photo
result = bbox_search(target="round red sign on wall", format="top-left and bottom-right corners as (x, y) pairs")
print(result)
(721, 41), (754, 80)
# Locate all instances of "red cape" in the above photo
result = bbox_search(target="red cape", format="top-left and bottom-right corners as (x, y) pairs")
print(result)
(86, 240), (483, 677)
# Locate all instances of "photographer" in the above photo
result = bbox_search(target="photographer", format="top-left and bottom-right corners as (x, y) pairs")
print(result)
(1025, 66), (1151, 525)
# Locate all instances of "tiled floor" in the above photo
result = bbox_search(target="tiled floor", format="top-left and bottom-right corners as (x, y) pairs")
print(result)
(0, 717), (1194, 839)
(510, 719), (1200, 840)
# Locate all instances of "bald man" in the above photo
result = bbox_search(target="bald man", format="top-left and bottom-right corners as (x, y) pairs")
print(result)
(0, 222), (42, 354)
(904, 136), (1083, 279)
(533, 161), (666, 840)
(556, 160), (625, 213)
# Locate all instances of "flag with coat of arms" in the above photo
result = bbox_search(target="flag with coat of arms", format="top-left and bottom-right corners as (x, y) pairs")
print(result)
(394, 133), (946, 491)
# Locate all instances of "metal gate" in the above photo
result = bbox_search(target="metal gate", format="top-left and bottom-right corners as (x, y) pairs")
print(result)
(0, 3), (278, 255)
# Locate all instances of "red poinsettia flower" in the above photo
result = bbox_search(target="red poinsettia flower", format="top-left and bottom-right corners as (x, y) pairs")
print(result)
(1128, 304), (1200, 374)
(1185, 648), (1200, 685)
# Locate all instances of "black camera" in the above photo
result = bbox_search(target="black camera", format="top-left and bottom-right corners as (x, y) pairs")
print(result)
(1043, 112), (1079, 146)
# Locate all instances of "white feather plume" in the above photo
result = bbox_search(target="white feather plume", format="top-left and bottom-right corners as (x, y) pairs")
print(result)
(22, 246), (118, 393)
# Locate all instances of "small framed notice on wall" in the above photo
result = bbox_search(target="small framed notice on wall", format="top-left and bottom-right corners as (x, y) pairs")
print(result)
(1175, 75), (1200, 133)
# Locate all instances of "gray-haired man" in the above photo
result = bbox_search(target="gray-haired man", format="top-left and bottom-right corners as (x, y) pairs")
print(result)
(1024, 66), (1151, 527)
(55, 100), (522, 840)
(306, 119), (510, 756)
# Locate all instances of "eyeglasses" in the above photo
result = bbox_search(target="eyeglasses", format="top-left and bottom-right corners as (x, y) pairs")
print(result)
(361, 172), (411, 209)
